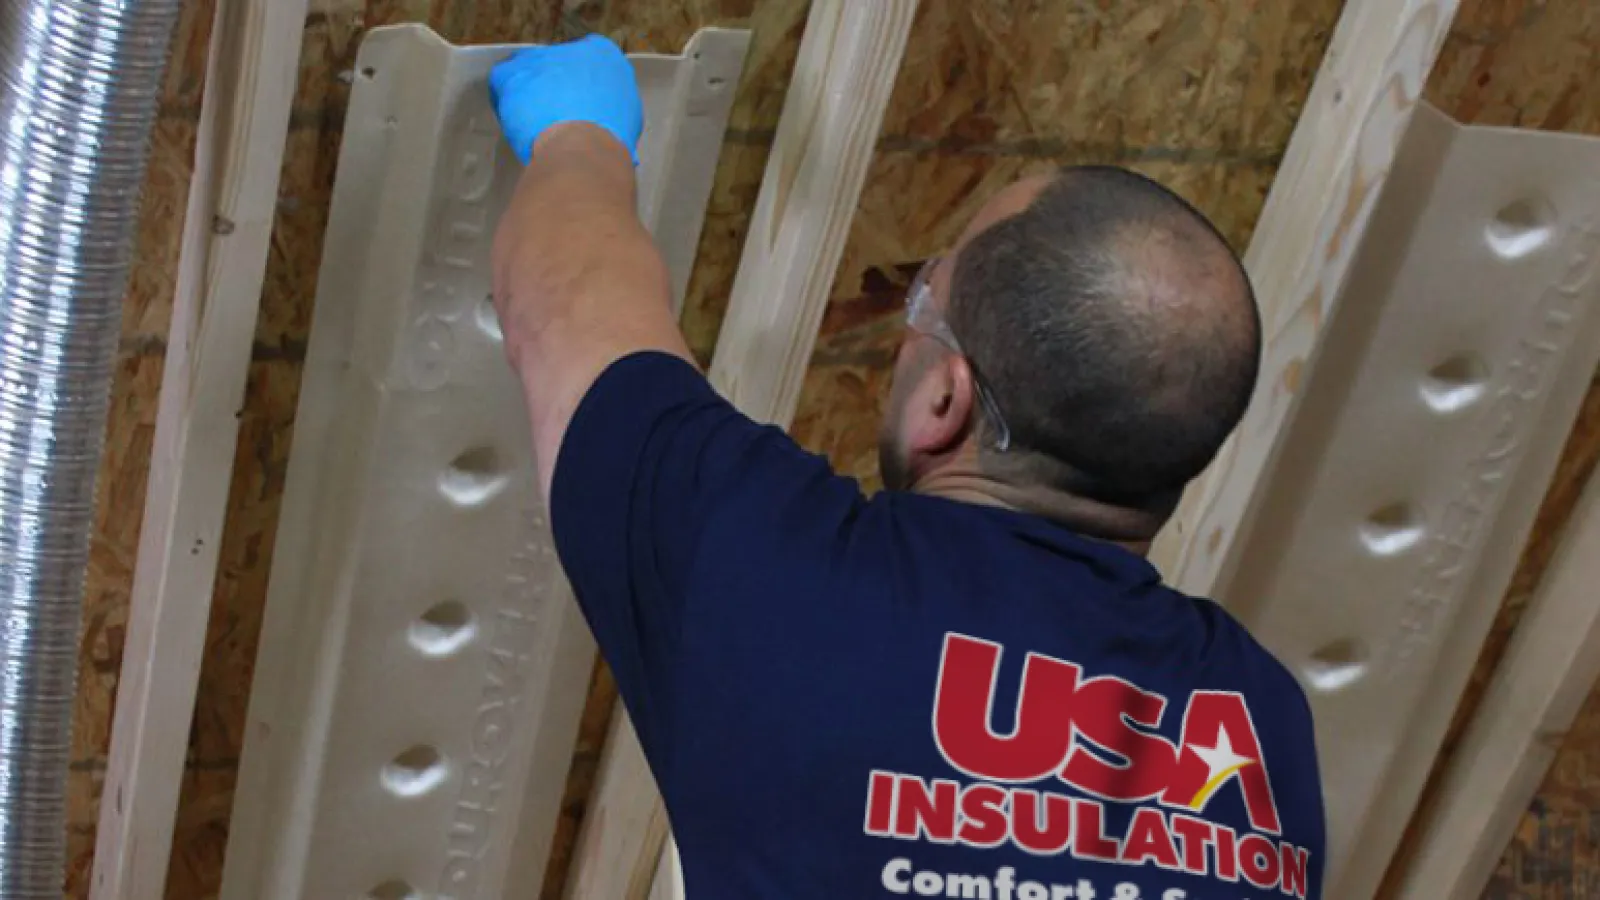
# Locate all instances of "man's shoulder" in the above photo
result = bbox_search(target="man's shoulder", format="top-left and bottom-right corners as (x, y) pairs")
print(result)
(1203, 595), (1316, 714)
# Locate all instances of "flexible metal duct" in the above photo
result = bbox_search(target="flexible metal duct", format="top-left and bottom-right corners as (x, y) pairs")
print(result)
(0, 1), (181, 895)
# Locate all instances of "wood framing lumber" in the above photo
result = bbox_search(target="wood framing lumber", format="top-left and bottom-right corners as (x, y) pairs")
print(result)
(565, 1), (920, 897)
(701, 0), (920, 428)
(564, 716), (671, 900)
(90, 0), (309, 897)
(1148, 0), (1464, 586)
(647, 841), (685, 900)
(1390, 468), (1600, 899)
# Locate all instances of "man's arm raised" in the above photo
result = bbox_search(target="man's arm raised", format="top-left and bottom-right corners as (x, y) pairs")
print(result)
(488, 36), (698, 500)
(483, 34), (864, 768)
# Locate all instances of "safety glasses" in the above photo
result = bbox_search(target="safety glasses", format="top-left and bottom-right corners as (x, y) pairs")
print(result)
(904, 257), (1012, 452)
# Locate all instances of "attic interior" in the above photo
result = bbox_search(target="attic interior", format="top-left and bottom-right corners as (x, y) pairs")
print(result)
(41, 0), (1600, 898)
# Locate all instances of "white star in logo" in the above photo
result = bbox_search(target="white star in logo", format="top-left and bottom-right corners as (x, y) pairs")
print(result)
(1188, 728), (1254, 787)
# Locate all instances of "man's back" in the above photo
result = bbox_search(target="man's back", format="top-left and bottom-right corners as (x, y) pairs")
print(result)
(481, 43), (1316, 895)
(551, 352), (1325, 899)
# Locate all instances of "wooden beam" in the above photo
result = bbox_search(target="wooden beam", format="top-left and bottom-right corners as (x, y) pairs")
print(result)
(1391, 462), (1600, 899)
(1149, 0), (1465, 586)
(90, 0), (309, 897)
(564, 1), (920, 896)
(701, 0), (920, 427)
(563, 716), (671, 900)
(646, 850), (682, 900)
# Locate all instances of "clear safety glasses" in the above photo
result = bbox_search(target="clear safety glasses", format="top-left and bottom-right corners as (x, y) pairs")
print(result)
(904, 257), (1012, 452)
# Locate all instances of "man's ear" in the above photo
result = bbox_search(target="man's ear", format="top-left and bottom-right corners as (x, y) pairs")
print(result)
(905, 353), (978, 457)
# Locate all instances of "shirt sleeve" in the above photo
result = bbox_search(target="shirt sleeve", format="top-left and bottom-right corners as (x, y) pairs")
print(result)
(548, 350), (863, 777)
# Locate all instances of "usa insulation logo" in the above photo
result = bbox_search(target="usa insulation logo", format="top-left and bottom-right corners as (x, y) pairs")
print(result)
(863, 633), (1314, 898)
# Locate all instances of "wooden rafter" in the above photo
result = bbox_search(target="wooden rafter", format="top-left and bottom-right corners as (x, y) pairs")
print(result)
(91, 0), (309, 896)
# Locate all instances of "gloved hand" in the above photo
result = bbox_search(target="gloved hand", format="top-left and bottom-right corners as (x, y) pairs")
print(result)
(488, 33), (644, 166)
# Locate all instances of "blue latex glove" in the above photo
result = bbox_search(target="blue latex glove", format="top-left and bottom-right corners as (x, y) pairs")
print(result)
(488, 33), (644, 166)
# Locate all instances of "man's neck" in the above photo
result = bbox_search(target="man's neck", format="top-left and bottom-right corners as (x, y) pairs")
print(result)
(909, 471), (1161, 555)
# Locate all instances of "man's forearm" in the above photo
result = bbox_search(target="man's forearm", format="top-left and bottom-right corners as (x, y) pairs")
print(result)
(491, 122), (695, 497)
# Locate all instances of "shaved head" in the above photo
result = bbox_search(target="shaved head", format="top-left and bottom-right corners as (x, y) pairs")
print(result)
(944, 165), (1260, 507)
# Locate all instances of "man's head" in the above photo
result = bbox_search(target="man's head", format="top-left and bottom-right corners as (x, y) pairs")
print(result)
(877, 165), (1261, 540)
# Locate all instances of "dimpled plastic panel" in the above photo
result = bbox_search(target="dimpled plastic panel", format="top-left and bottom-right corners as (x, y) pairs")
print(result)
(1209, 103), (1600, 898)
(217, 25), (748, 900)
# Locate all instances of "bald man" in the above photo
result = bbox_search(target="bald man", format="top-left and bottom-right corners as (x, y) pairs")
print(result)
(489, 35), (1325, 900)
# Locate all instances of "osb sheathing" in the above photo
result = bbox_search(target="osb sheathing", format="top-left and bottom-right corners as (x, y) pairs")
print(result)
(67, 0), (1600, 898)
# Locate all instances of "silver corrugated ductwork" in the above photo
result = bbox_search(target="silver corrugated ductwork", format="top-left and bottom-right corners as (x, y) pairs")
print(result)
(0, 1), (181, 895)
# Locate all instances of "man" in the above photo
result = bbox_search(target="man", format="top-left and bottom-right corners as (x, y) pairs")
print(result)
(490, 33), (1325, 900)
